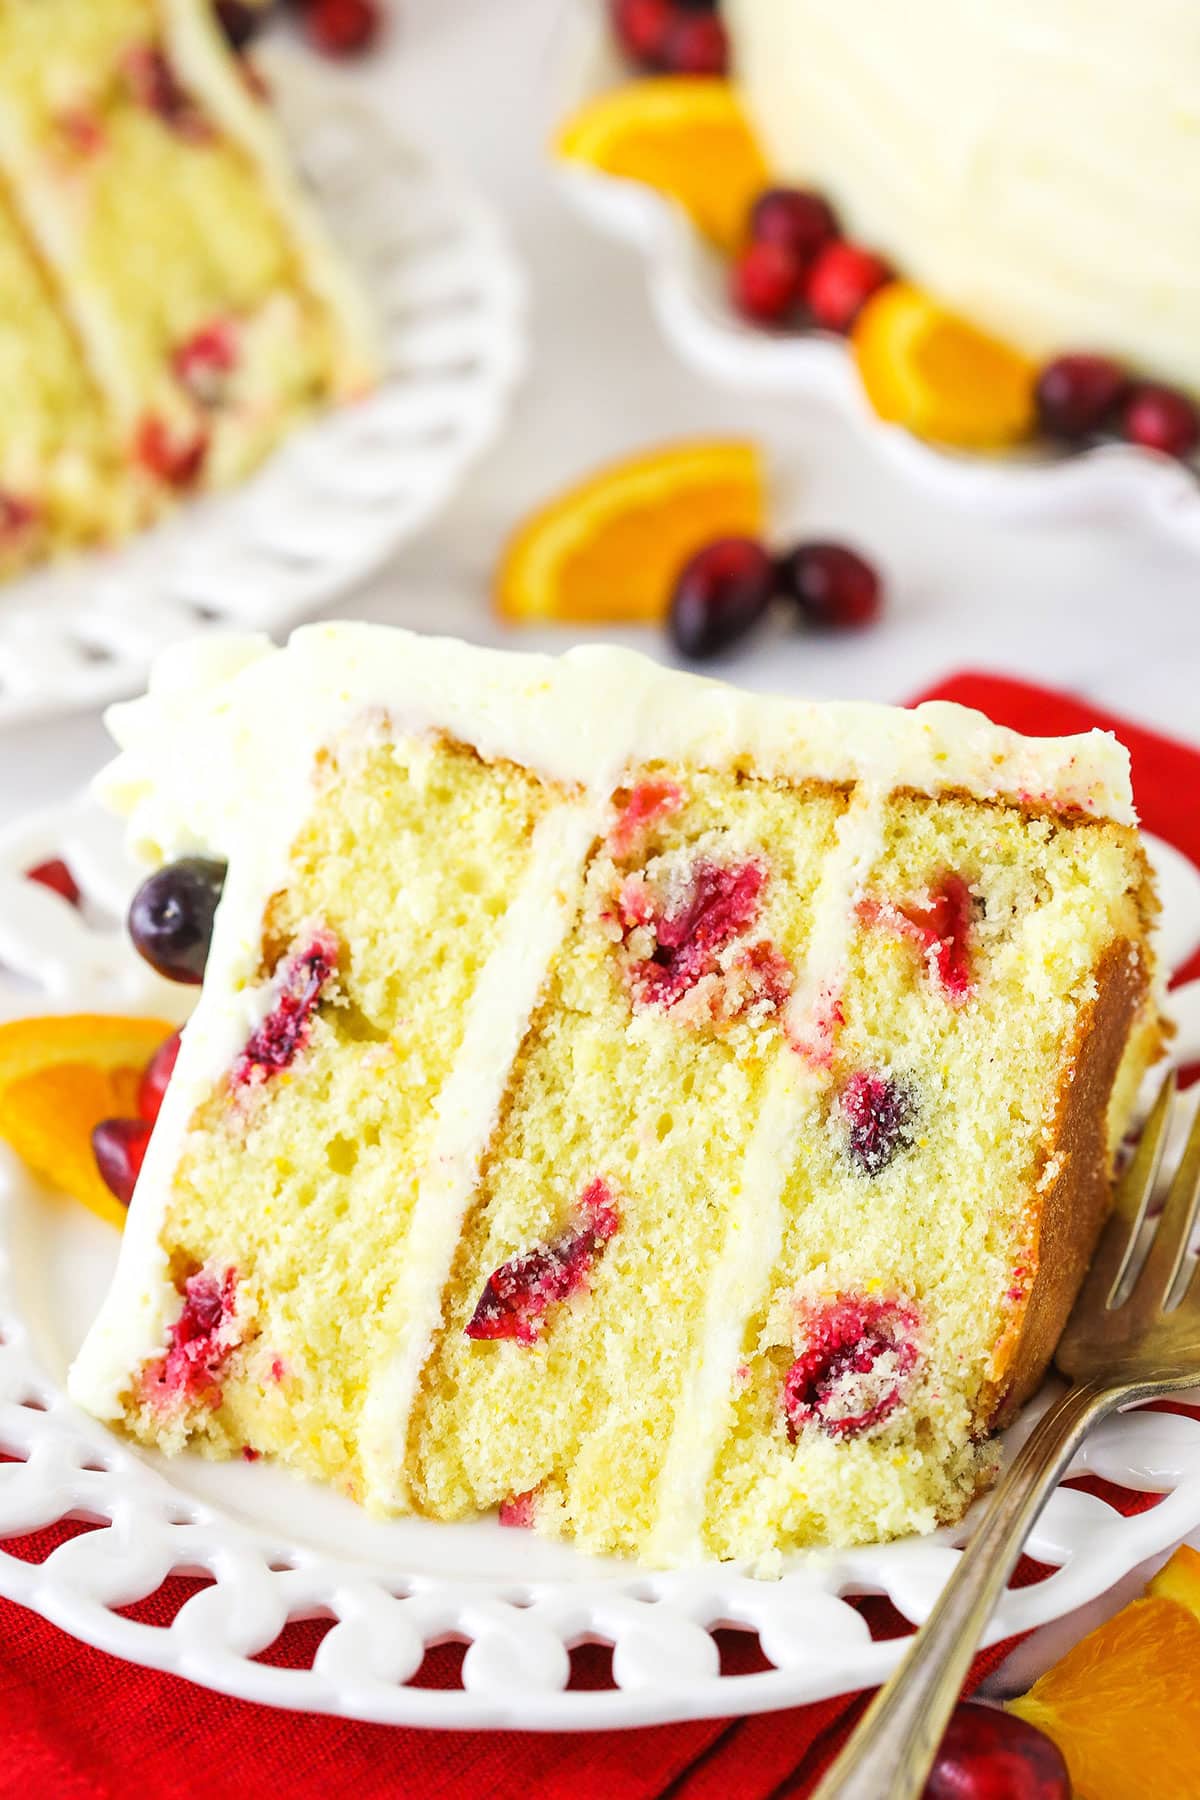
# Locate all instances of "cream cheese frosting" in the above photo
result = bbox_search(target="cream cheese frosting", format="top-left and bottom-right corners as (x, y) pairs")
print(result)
(727, 0), (1200, 392)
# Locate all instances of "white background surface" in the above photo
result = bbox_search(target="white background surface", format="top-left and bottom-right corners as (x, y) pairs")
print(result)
(1, 0), (1197, 830)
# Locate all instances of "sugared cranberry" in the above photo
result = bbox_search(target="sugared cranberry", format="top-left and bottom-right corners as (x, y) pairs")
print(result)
(731, 240), (806, 326)
(777, 541), (882, 630)
(122, 46), (212, 141)
(668, 536), (776, 661)
(92, 1117), (153, 1206)
(128, 857), (226, 984)
(840, 1072), (914, 1176)
(467, 1179), (620, 1345)
(1035, 354), (1128, 440)
(138, 1029), (183, 1124)
(25, 859), (81, 906)
(925, 1702), (1070, 1800)
(215, 0), (267, 49)
(661, 11), (728, 74)
(610, 0), (674, 66)
(232, 931), (339, 1087)
(749, 187), (838, 262)
(783, 1295), (919, 1440)
(304, 0), (380, 57)
(135, 416), (208, 489)
(806, 241), (891, 333)
(1122, 382), (1200, 459)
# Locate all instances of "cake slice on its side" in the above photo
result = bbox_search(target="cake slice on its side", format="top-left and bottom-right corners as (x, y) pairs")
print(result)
(0, 0), (376, 500)
(68, 627), (1163, 1565)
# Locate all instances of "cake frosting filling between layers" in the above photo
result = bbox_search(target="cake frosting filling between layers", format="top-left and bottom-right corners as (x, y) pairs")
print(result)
(68, 626), (1161, 1565)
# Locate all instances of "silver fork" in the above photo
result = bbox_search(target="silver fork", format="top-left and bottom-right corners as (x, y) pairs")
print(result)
(813, 1071), (1200, 1800)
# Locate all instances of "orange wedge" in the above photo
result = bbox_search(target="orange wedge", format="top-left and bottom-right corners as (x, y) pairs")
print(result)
(852, 281), (1037, 449)
(1009, 1543), (1200, 1800)
(555, 78), (769, 256)
(495, 439), (766, 625)
(0, 1014), (176, 1228)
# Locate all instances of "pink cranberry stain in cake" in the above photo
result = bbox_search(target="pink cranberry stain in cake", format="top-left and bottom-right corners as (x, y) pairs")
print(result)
(789, 980), (845, 1070)
(839, 1071), (915, 1176)
(142, 1266), (239, 1412)
(0, 493), (39, 551)
(858, 871), (976, 1002)
(173, 319), (239, 407)
(783, 1295), (920, 1441)
(608, 781), (683, 859)
(498, 1488), (539, 1529)
(232, 929), (340, 1089)
(122, 45), (214, 143)
(466, 1178), (620, 1347)
(54, 108), (107, 160)
(135, 415), (209, 489)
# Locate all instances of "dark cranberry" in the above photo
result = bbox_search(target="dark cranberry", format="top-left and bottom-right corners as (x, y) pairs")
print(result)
(138, 1029), (183, 1124)
(924, 1702), (1070, 1800)
(128, 857), (226, 984)
(1035, 353), (1128, 440)
(92, 1117), (153, 1206)
(25, 859), (81, 906)
(214, 0), (267, 48)
(661, 12), (728, 74)
(304, 0), (380, 56)
(610, 0), (674, 65)
(806, 240), (891, 333)
(668, 537), (776, 661)
(122, 46), (212, 141)
(749, 187), (838, 262)
(777, 541), (882, 630)
(840, 1072), (914, 1176)
(1122, 382), (1200, 459)
(467, 1179), (620, 1345)
(783, 1295), (919, 1440)
(731, 240), (806, 326)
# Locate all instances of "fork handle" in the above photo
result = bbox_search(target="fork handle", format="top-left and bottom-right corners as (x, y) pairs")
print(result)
(811, 1378), (1117, 1800)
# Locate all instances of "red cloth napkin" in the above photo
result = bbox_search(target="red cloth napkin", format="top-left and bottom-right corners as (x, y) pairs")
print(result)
(1, 673), (1198, 1800)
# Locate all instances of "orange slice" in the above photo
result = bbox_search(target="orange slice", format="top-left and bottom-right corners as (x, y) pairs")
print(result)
(0, 1014), (176, 1229)
(495, 439), (766, 625)
(555, 79), (768, 256)
(1009, 1543), (1200, 1800)
(852, 281), (1037, 449)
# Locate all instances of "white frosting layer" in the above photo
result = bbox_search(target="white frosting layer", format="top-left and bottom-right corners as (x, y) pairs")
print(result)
(728, 0), (1200, 391)
(68, 623), (1138, 1550)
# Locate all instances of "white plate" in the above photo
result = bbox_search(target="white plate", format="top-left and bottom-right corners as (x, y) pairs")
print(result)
(0, 796), (1197, 1729)
(0, 52), (526, 730)
(553, 12), (1200, 559)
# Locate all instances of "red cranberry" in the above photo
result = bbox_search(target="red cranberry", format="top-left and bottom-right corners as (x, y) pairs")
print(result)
(777, 541), (882, 630)
(731, 240), (807, 325)
(661, 12), (728, 74)
(806, 241), (891, 333)
(232, 932), (339, 1087)
(25, 859), (81, 906)
(626, 857), (767, 1010)
(92, 1117), (153, 1206)
(1035, 354), (1127, 440)
(1122, 382), (1200, 459)
(144, 1267), (238, 1409)
(128, 857), (226, 984)
(749, 187), (838, 262)
(783, 1295), (919, 1440)
(138, 1030), (183, 1125)
(304, 0), (380, 56)
(924, 1702), (1070, 1800)
(135, 417), (208, 489)
(122, 46), (212, 141)
(610, 0), (674, 66)
(840, 1072), (915, 1176)
(668, 536), (777, 660)
(467, 1179), (620, 1345)
(173, 320), (238, 407)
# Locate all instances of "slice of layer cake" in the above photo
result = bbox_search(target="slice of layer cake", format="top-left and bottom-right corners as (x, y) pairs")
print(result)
(69, 626), (1163, 1565)
(0, 0), (375, 502)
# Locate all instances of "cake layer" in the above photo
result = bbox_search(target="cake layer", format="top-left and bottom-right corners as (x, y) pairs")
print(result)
(69, 627), (1162, 1565)
(728, 0), (1200, 392)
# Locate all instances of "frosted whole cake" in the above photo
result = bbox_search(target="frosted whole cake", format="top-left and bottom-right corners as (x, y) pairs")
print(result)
(69, 626), (1162, 1566)
(726, 0), (1200, 395)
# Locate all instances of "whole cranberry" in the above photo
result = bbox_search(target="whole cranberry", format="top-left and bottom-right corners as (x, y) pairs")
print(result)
(138, 1030), (183, 1125)
(610, 0), (673, 66)
(304, 0), (380, 57)
(128, 857), (227, 984)
(661, 12), (728, 74)
(749, 187), (839, 262)
(1035, 353), (1128, 440)
(731, 240), (806, 326)
(777, 542), (882, 630)
(806, 241), (891, 333)
(924, 1702), (1070, 1799)
(25, 859), (81, 906)
(668, 537), (776, 661)
(92, 1117), (153, 1207)
(1122, 382), (1200, 459)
